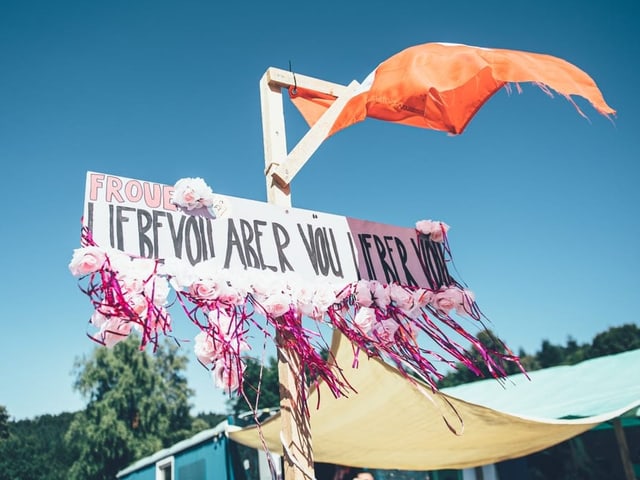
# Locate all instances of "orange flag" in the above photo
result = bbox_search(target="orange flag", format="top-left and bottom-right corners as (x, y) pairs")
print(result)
(290, 42), (616, 136)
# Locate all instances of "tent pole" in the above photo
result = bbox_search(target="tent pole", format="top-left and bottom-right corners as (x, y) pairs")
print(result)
(612, 418), (636, 480)
(260, 67), (354, 480)
(260, 68), (310, 480)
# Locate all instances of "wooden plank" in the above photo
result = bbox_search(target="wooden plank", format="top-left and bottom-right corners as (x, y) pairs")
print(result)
(277, 336), (315, 480)
(260, 69), (291, 207)
(260, 67), (315, 480)
(263, 68), (358, 187)
(613, 418), (636, 480)
(273, 80), (360, 185)
(265, 67), (349, 96)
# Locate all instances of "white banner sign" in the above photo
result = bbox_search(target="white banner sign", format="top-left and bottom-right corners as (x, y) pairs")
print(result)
(83, 172), (448, 289)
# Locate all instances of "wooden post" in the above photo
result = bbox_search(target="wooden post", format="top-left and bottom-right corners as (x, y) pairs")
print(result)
(613, 418), (636, 480)
(259, 67), (358, 479)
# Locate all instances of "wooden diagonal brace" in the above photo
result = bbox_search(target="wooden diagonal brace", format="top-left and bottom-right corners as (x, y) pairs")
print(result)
(260, 67), (360, 188)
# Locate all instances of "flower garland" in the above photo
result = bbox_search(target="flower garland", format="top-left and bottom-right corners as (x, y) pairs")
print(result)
(69, 178), (523, 409)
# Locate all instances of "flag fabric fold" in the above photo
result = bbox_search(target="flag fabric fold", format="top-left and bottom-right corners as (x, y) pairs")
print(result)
(289, 42), (616, 137)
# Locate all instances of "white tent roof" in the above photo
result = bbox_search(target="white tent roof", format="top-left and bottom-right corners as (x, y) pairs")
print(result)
(229, 334), (640, 470)
(440, 347), (640, 420)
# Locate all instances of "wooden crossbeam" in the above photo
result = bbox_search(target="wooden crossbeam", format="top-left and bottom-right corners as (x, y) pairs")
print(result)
(259, 67), (357, 480)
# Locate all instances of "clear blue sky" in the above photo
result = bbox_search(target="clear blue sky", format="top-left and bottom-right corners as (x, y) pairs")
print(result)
(1, 0), (638, 420)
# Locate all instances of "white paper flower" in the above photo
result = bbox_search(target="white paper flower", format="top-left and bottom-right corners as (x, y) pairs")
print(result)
(415, 219), (450, 242)
(129, 257), (157, 279)
(90, 310), (109, 328)
(371, 317), (399, 344)
(371, 281), (390, 309)
(413, 288), (434, 308)
(354, 281), (373, 307)
(171, 177), (215, 211)
(294, 283), (314, 307)
(191, 259), (219, 281)
(194, 331), (221, 365)
(432, 286), (464, 314)
(389, 283), (414, 312)
(333, 282), (352, 303)
(115, 258), (157, 296)
(455, 288), (476, 317)
(210, 283), (238, 305)
(251, 271), (287, 298)
(94, 317), (133, 348)
(212, 360), (245, 394)
(261, 292), (292, 317)
(208, 310), (235, 338)
(225, 269), (251, 298)
(161, 258), (196, 290)
(190, 278), (223, 301)
(124, 291), (148, 319)
(144, 276), (170, 306)
(69, 246), (106, 276)
(292, 282), (315, 317)
(104, 248), (133, 274)
(353, 307), (376, 334)
(311, 284), (338, 316)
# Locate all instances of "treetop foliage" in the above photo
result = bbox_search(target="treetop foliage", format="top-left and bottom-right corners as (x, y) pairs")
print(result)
(64, 335), (197, 480)
(437, 323), (640, 388)
(1, 323), (638, 479)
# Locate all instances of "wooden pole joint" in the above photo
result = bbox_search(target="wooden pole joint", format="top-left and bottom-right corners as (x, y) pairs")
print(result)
(260, 66), (357, 480)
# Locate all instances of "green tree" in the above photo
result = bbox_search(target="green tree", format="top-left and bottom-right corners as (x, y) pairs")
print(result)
(437, 329), (522, 388)
(587, 323), (640, 359)
(537, 339), (566, 368)
(516, 347), (541, 372)
(0, 406), (8, 440)
(562, 336), (588, 365)
(0, 411), (76, 480)
(195, 411), (227, 429)
(64, 335), (197, 480)
(438, 323), (640, 389)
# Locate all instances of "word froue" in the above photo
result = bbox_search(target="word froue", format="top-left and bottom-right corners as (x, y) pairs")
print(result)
(88, 173), (177, 211)
(84, 172), (449, 289)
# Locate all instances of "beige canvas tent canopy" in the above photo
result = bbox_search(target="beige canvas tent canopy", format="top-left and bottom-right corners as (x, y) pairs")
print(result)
(229, 333), (640, 470)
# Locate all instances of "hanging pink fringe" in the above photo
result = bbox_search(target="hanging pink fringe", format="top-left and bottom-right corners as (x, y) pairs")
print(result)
(71, 223), (524, 413)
